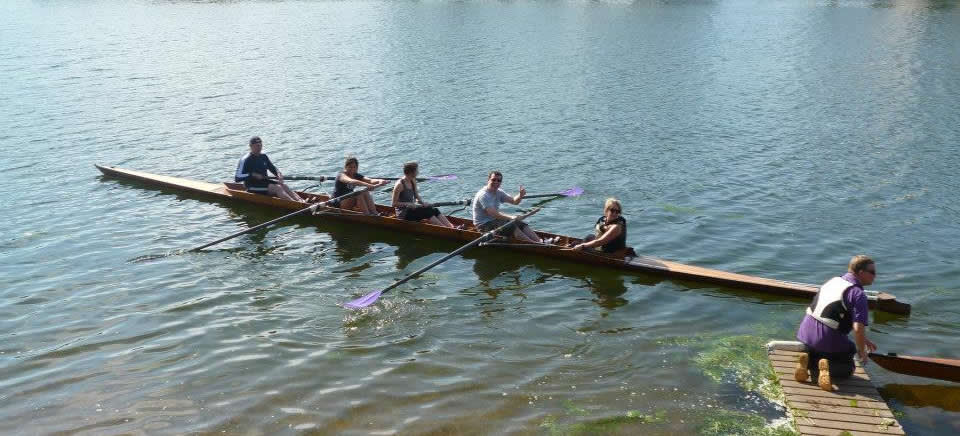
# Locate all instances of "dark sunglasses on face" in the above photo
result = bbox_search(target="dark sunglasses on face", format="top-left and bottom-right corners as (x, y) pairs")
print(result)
(491, 178), (502, 182)
(609, 208), (621, 213)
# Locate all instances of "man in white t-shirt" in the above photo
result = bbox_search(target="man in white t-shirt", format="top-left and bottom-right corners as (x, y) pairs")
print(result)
(471, 171), (542, 243)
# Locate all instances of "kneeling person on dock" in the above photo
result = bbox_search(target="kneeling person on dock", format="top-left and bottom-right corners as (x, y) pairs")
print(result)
(472, 171), (541, 243)
(794, 255), (879, 391)
(234, 136), (305, 202)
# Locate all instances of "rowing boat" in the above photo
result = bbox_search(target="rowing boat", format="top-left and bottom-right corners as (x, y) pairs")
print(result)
(870, 353), (960, 383)
(94, 165), (911, 315)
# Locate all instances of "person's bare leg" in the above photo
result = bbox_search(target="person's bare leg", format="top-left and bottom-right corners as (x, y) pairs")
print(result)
(268, 184), (297, 202)
(340, 197), (360, 212)
(512, 227), (537, 243)
(361, 192), (378, 215)
(521, 226), (542, 243)
(434, 214), (454, 228)
(280, 183), (304, 202)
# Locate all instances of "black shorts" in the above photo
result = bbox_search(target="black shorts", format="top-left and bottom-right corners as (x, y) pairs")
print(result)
(402, 207), (441, 221)
(478, 218), (528, 235)
(245, 179), (277, 195)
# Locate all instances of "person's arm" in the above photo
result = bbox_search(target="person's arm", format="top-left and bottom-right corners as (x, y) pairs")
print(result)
(391, 180), (404, 208)
(481, 192), (514, 220)
(505, 186), (526, 205)
(414, 187), (428, 207)
(265, 157), (282, 182)
(573, 224), (622, 250)
(340, 173), (379, 188)
(853, 322), (877, 363)
(851, 289), (877, 363)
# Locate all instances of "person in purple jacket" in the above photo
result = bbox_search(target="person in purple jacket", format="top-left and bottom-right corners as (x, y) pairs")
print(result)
(794, 255), (879, 391)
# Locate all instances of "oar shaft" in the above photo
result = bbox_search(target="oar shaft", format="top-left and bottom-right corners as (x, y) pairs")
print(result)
(424, 200), (470, 208)
(189, 187), (372, 252)
(523, 193), (562, 199)
(380, 207), (541, 296)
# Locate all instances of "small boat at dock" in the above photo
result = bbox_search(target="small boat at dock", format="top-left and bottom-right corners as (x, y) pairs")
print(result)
(95, 164), (912, 315)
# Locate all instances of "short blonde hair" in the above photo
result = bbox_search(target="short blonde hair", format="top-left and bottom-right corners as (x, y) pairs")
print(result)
(604, 198), (622, 213)
(847, 255), (874, 273)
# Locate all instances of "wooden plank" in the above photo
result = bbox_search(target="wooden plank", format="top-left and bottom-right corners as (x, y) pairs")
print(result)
(781, 385), (883, 402)
(778, 378), (881, 394)
(794, 410), (899, 426)
(797, 424), (901, 436)
(787, 401), (895, 418)
(783, 393), (891, 410)
(773, 368), (875, 387)
(796, 419), (904, 435)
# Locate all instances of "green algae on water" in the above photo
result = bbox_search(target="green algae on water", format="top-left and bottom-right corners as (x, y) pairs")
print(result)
(693, 334), (783, 401)
(540, 409), (667, 436)
(697, 409), (798, 436)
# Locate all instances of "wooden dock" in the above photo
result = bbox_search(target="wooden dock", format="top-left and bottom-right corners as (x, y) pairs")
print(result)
(768, 349), (906, 436)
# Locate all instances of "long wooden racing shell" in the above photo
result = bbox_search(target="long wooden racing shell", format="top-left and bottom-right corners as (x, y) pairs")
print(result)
(95, 165), (912, 315)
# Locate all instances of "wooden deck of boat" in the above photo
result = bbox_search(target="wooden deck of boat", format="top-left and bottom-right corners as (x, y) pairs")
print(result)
(769, 349), (906, 436)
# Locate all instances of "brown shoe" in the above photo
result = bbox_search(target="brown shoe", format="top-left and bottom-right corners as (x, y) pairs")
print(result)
(794, 352), (810, 382)
(818, 358), (833, 391)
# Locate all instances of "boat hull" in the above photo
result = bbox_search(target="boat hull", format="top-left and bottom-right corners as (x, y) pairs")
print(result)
(95, 164), (911, 315)
(870, 353), (960, 383)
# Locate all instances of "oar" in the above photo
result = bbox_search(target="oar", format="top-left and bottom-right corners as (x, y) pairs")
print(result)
(523, 187), (584, 199)
(187, 187), (373, 252)
(377, 174), (457, 182)
(412, 199), (471, 208)
(281, 174), (457, 182)
(344, 207), (542, 309)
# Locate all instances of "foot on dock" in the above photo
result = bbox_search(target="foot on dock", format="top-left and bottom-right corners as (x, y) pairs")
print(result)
(817, 358), (832, 391)
(794, 352), (809, 382)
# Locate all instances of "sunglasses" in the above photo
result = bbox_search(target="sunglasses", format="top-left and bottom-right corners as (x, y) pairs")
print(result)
(491, 178), (502, 182)
(608, 208), (621, 213)
(865, 269), (876, 275)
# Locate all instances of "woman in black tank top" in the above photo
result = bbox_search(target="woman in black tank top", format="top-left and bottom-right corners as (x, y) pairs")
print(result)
(335, 156), (387, 215)
(571, 198), (628, 254)
(391, 162), (456, 228)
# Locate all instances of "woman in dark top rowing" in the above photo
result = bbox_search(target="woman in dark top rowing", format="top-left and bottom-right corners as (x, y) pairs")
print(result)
(570, 198), (628, 254)
(333, 156), (387, 215)
(391, 162), (456, 228)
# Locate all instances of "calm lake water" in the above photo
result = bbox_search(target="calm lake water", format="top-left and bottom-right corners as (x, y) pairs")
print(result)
(2, 0), (959, 434)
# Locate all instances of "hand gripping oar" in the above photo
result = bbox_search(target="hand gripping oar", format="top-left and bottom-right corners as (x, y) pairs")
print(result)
(523, 187), (584, 199)
(344, 207), (542, 309)
(187, 187), (373, 252)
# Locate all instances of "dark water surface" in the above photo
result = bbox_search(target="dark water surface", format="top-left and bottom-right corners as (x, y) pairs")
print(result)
(2, 0), (959, 434)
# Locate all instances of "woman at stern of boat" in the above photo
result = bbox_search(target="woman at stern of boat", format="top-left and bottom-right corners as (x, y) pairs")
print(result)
(234, 136), (305, 202)
(570, 198), (630, 255)
(793, 255), (879, 392)
(392, 162), (456, 228)
(333, 156), (388, 215)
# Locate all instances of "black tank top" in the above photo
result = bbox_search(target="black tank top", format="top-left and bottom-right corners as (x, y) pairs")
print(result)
(396, 179), (417, 217)
(333, 171), (363, 198)
(594, 216), (627, 253)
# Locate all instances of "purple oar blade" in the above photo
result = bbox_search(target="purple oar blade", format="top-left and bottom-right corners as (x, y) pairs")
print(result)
(430, 174), (457, 181)
(560, 187), (584, 197)
(344, 290), (384, 309)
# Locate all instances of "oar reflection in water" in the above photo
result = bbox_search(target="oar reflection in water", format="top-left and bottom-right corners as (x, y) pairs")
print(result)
(344, 208), (541, 309)
(128, 187), (373, 263)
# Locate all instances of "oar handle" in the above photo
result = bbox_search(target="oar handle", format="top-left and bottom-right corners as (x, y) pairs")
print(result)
(379, 207), (541, 295)
(188, 187), (372, 252)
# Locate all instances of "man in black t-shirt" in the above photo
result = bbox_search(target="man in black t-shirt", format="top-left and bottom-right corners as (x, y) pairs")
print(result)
(234, 136), (304, 202)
